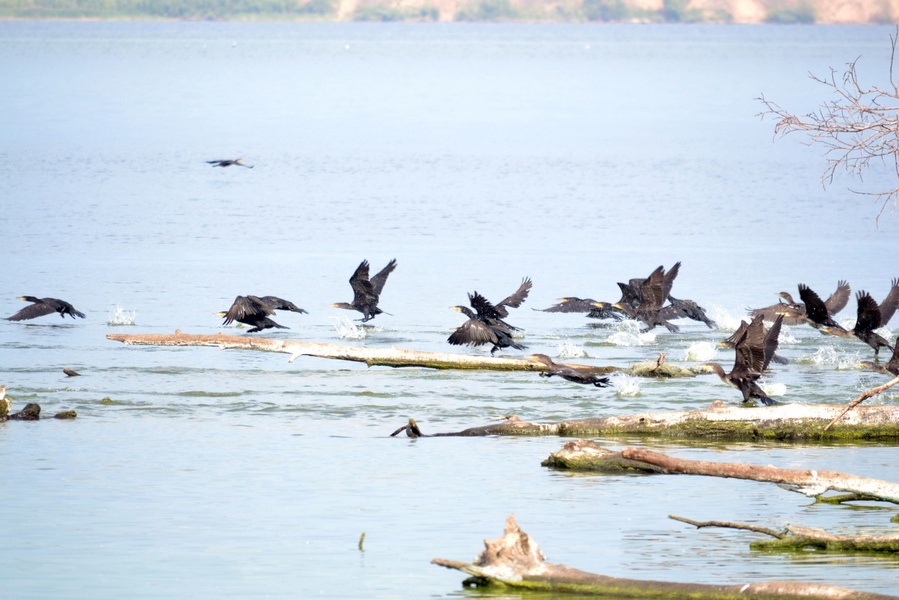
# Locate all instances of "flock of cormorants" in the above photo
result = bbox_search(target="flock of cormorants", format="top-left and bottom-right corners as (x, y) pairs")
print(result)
(6, 260), (899, 405)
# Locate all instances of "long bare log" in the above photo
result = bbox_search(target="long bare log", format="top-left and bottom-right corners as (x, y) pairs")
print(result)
(407, 402), (899, 441)
(824, 375), (899, 430)
(671, 515), (899, 553)
(619, 447), (899, 504)
(105, 331), (612, 373)
(432, 514), (897, 599)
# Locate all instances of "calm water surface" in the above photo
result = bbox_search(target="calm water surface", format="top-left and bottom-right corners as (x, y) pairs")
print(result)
(2, 21), (899, 598)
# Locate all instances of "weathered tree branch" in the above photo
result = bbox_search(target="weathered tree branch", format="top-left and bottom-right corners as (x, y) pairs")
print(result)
(432, 514), (898, 598)
(757, 28), (899, 221)
(671, 515), (899, 553)
(824, 375), (899, 430)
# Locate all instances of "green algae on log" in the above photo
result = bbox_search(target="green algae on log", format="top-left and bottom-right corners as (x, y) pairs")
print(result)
(432, 514), (898, 599)
(671, 515), (899, 553)
(414, 402), (899, 441)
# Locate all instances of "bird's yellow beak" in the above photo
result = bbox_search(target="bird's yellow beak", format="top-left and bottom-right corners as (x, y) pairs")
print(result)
(612, 303), (623, 310)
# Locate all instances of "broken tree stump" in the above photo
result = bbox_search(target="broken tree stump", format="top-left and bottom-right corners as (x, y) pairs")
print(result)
(432, 514), (897, 599)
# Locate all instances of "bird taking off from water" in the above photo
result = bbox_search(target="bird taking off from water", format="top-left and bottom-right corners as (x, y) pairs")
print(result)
(220, 295), (305, 333)
(332, 259), (398, 322)
(207, 158), (253, 168)
(7, 296), (85, 321)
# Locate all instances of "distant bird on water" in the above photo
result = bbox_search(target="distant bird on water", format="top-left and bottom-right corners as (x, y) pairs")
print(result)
(702, 314), (783, 406)
(332, 259), (397, 322)
(220, 295), (294, 333)
(529, 354), (610, 387)
(6, 296), (85, 321)
(207, 158), (253, 168)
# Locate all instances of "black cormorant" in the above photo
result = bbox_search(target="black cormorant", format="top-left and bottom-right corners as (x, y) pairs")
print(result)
(448, 286), (528, 355)
(7, 296), (85, 321)
(662, 295), (716, 329)
(852, 290), (894, 357)
(703, 314), (782, 406)
(613, 262), (681, 333)
(207, 158), (253, 168)
(220, 295), (287, 333)
(257, 296), (308, 314)
(751, 281), (850, 325)
(795, 283), (850, 335)
(332, 259), (397, 322)
(529, 354), (611, 387)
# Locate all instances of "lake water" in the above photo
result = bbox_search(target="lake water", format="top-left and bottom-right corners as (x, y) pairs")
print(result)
(2, 20), (899, 598)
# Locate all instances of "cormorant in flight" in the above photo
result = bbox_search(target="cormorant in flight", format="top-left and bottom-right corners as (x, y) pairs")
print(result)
(332, 259), (397, 322)
(7, 296), (85, 321)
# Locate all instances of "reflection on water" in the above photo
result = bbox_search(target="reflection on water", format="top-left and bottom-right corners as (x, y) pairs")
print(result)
(1, 20), (899, 599)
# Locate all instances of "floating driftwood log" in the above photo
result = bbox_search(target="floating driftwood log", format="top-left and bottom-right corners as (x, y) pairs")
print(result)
(105, 331), (613, 373)
(105, 331), (700, 377)
(391, 401), (899, 441)
(544, 442), (899, 504)
(432, 514), (897, 599)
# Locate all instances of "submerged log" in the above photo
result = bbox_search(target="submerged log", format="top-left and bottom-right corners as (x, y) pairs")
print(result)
(671, 515), (899, 553)
(432, 514), (897, 599)
(105, 331), (615, 373)
(825, 375), (899, 430)
(403, 402), (899, 441)
(0, 386), (77, 421)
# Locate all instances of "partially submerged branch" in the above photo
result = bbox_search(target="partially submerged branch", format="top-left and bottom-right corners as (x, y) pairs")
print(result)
(825, 375), (899, 430)
(395, 402), (899, 441)
(671, 515), (899, 553)
(432, 514), (898, 599)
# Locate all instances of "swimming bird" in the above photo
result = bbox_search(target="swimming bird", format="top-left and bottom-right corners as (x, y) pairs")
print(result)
(448, 290), (526, 355)
(851, 290), (894, 357)
(207, 158), (253, 168)
(703, 314), (782, 406)
(7, 296), (85, 321)
(613, 262), (681, 333)
(220, 295), (287, 333)
(751, 280), (850, 325)
(529, 354), (610, 387)
(332, 259), (397, 322)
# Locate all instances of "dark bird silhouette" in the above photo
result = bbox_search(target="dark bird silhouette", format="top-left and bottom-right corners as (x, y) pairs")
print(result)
(7, 296), (85, 321)
(491, 277), (532, 318)
(876, 278), (899, 326)
(721, 314), (788, 365)
(257, 296), (308, 314)
(852, 290), (894, 357)
(751, 280), (850, 325)
(703, 314), (783, 406)
(887, 338), (899, 376)
(536, 297), (624, 321)
(792, 283), (851, 336)
(220, 295), (287, 333)
(207, 158), (253, 168)
(448, 285), (529, 355)
(661, 295), (716, 329)
(613, 262), (681, 332)
(529, 354), (611, 387)
(332, 259), (397, 322)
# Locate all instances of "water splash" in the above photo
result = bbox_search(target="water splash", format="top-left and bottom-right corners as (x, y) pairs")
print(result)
(107, 305), (137, 326)
(613, 373), (641, 397)
(761, 381), (787, 397)
(607, 320), (656, 346)
(707, 306), (745, 332)
(681, 341), (718, 362)
(332, 317), (367, 339)
(556, 341), (588, 359)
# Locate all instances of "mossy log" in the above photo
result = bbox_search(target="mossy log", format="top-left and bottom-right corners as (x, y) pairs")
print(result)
(432, 514), (897, 599)
(105, 331), (615, 373)
(542, 442), (899, 504)
(670, 516), (899, 553)
(0, 387), (77, 421)
(402, 401), (899, 441)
